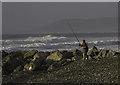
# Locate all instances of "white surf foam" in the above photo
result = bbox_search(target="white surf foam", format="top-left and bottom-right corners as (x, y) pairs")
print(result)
(1, 35), (119, 52)
(25, 35), (67, 41)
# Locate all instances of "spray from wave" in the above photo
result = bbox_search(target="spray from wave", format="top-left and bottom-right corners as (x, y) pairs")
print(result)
(1, 34), (119, 52)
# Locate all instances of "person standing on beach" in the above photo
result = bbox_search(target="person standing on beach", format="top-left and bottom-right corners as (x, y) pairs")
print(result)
(79, 40), (88, 60)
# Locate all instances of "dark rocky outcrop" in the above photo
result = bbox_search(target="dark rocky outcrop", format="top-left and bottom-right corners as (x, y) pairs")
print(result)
(72, 49), (83, 60)
(2, 51), (26, 75)
(32, 52), (48, 62)
(2, 50), (8, 58)
(23, 52), (49, 71)
(107, 50), (116, 57)
(2, 47), (119, 84)
(23, 62), (36, 71)
(91, 46), (98, 52)
(24, 49), (38, 60)
(13, 65), (24, 73)
(98, 49), (109, 57)
(46, 50), (63, 64)
(2, 55), (23, 75)
(47, 59), (73, 71)
(87, 46), (98, 57)
(61, 51), (73, 59)
(3, 55), (119, 83)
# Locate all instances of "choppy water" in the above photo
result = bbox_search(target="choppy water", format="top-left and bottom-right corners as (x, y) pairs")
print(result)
(1, 33), (119, 52)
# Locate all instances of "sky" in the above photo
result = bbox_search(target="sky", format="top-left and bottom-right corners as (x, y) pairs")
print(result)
(2, 2), (118, 34)
(1, 0), (120, 2)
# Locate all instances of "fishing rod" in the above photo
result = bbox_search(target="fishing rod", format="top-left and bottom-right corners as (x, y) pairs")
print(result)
(64, 18), (81, 46)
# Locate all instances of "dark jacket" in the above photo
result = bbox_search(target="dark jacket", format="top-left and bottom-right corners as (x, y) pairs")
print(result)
(81, 43), (88, 50)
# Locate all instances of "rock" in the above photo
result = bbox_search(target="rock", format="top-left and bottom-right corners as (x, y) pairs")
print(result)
(107, 50), (116, 57)
(23, 52), (49, 71)
(2, 50), (8, 58)
(10, 50), (27, 55)
(98, 49), (109, 57)
(2, 51), (25, 66)
(113, 55), (118, 58)
(2, 55), (10, 67)
(87, 56), (92, 60)
(23, 62), (36, 71)
(2, 55), (23, 74)
(46, 50), (63, 64)
(87, 50), (95, 56)
(92, 56), (102, 60)
(26, 58), (33, 62)
(73, 49), (83, 60)
(87, 46), (98, 56)
(2, 55), (11, 74)
(24, 49), (38, 59)
(66, 59), (73, 62)
(47, 64), (55, 71)
(13, 65), (23, 73)
(2, 51), (26, 75)
(59, 59), (72, 66)
(47, 59), (72, 71)
(32, 52), (49, 62)
(61, 51), (73, 59)
(72, 57), (76, 61)
(90, 46), (98, 52)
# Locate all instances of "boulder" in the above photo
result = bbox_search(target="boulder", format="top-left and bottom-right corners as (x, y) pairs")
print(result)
(23, 61), (40, 71)
(2, 52), (24, 66)
(73, 49), (83, 60)
(98, 49), (109, 57)
(2, 55), (23, 75)
(107, 50), (116, 57)
(2, 50), (8, 58)
(24, 49), (38, 59)
(87, 51), (95, 56)
(87, 46), (98, 56)
(81, 56), (92, 60)
(13, 65), (23, 73)
(47, 64), (54, 71)
(87, 56), (92, 60)
(2, 55), (11, 67)
(24, 52), (49, 71)
(2, 51), (26, 75)
(46, 50), (63, 64)
(90, 46), (98, 52)
(61, 51), (73, 59)
(32, 52), (49, 62)
(47, 59), (72, 71)
(58, 59), (72, 66)
(23, 62), (35, 71)
(113, 55), (118, 58)
(47, 63), (61, 71)
(66, 59), (73, 62)
(92, 56), (102, 60)
(72, 57), (76, 61)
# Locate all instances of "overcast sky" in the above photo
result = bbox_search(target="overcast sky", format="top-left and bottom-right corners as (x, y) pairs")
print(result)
(1, 0), (120, 2)
(2, 2), (118, 34)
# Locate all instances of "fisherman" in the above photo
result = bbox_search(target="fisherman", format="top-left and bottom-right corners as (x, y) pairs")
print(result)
(64, 18), (88, 60)
(79, 40), (88, 60)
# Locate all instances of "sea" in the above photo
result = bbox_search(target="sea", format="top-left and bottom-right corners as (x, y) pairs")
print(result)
(1, 33), (119, 53)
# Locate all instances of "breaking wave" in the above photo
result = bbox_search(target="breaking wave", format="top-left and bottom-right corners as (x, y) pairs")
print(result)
(1, 35), (119, 52)
(25, 35), (66, 41)
(3, 35), (67, 42)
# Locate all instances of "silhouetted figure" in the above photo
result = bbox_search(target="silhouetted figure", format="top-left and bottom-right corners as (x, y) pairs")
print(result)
(79, 40), (88, 60)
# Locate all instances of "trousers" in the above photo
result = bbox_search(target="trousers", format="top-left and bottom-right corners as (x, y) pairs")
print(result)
(83, 49), (88, 60)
